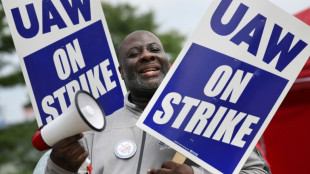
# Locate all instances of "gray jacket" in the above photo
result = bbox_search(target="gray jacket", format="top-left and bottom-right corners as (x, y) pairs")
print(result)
(34, 93), (269, 174)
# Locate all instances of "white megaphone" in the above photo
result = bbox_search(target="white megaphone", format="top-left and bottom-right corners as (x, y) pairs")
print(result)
(32, 90), (106, 151)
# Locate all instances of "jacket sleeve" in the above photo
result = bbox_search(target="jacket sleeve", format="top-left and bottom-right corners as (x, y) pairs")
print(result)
(33, 150), (51, 174)
(239, 147), (271, 174)
(33, 150), (75, 174)
(45, 157), (76, 174)
(190, 147), (270, 174)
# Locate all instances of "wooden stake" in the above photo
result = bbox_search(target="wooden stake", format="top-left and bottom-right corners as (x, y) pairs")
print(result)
(172, 152), (187, 164)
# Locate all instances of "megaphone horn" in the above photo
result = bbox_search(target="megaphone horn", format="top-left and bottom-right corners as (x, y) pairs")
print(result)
(32, 90), (106, 151)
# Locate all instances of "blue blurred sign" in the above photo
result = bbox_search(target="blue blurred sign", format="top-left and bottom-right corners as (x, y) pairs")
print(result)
(137, 0), (310, 173)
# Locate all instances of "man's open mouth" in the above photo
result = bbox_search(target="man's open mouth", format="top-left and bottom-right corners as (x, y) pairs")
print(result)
(139, 65), (161, 77)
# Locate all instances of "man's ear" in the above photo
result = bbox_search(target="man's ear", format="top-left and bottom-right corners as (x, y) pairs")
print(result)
(118, 66), (124, 80)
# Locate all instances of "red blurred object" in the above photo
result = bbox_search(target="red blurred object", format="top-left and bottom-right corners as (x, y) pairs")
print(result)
(32, 128), (51, 151)
(87, 164), (93, 174)
(262, 8), (310, 174)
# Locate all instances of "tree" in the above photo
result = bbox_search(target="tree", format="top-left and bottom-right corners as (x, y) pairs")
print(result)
(0, 120), (44, 174)
(0, 0), (14, 53)
(102, 2), (185, 62)
(0, 0), (24, 87)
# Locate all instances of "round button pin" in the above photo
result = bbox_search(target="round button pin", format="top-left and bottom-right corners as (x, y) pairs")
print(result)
(114, 140), (137, 159)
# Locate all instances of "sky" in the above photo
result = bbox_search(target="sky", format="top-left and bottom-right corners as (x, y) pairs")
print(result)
(104, 0), (310, 35)
(1, 0), (310, 126)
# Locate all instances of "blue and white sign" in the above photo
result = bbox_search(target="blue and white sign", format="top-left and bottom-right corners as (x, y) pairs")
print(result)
(2, 0), (126, 127)
(137, 0), (310, 173)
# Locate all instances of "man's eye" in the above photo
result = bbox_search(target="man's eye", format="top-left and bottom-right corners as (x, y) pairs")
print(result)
(128, 52), (138, 58)
(151, 48), (160, 52)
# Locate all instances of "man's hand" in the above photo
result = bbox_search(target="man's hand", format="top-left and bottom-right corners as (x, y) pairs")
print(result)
(148, 161), (194, 174)
(50, 133), (88, 172)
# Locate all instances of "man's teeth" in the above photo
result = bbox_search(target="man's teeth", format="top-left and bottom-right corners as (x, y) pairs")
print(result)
(143, 68), (156, 72)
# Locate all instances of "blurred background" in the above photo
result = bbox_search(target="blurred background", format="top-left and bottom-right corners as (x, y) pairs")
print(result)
(0, 0), (309, 173)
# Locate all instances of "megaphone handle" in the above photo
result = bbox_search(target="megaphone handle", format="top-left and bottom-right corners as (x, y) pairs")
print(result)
(172, 152), (186, 164)
(79, 157), (92, 174)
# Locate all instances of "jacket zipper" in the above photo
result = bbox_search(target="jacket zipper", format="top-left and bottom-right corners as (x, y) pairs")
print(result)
(136, 131), (146, 174)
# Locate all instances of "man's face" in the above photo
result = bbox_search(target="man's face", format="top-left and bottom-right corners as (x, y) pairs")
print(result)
(118, 31), (170, 95)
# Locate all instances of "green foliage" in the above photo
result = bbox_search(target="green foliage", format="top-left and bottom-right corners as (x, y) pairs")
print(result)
(0, 120), (44, 174)
(157, 30), (185, 62)
(0, 1), (14, 53)
(0, 0), (24, 87)
(0, 70), (24, 87)
(102, 2), (185, 62)
(102, 2), (158, 53)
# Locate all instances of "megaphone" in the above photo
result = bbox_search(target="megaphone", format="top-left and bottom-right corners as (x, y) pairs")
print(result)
(32, 90), (106, 151)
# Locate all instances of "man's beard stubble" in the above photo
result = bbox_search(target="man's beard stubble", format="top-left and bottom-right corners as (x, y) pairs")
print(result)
(124, 72), (165, 94)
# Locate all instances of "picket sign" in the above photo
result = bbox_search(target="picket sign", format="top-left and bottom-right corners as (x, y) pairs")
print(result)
(2, 0), (126, 127)
(136, 0), (310, 173)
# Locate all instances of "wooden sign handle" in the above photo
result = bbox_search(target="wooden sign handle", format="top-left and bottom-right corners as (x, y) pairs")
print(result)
(172, 152), (187, 164)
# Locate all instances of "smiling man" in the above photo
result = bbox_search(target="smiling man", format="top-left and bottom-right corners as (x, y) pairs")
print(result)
(118, 30), (170, 107)
(34, 30), (270, 174)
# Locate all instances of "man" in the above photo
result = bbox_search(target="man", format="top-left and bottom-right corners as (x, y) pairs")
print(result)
(34, 30), (270, 174)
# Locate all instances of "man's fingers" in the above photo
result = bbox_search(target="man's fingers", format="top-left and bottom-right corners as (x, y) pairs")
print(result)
(75, 150), (89, 163)
(147, 161), (180, 174)
(55, 133), (84, 149)
(50, 133), (87, 172)
(148, 161), (194, 174)
(161, 160), (179, 169)
(63, 133), (84, 145)
(68, 142), (86, 157)
(147, 168), (171, 174)
(70, 150), (89, 169)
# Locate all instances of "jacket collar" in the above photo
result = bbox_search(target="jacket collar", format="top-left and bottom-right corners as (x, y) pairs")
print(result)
(124, 92), (144, 117)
